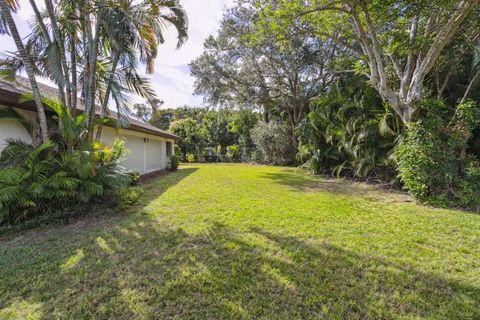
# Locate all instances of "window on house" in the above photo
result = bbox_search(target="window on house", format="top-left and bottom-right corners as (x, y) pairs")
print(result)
(166, 141), (172, 157)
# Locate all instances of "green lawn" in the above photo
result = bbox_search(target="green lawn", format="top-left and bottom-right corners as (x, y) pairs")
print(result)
(1, 164), (479, 319)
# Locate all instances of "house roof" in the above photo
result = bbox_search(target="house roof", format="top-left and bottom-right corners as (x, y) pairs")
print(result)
(0, 76), (180, 140)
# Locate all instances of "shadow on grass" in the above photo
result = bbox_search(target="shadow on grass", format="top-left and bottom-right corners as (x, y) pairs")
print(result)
(1, 217), (479, 318)
(259, 169), (411, 203)
(260, 169), (480, 213)
(139, 167), (198, 203)
(0, 167), (198, 239)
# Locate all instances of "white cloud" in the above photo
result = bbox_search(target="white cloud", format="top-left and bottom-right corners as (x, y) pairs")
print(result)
(0, 0), (235, 108)
(146, 0), (235, 107)
(148, 64), (203, 106)
(155, 0), (233, 67)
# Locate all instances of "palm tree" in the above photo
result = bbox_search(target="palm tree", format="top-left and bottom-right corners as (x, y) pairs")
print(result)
(1, 0), (188, 142)
(0, 0), (49, 142)
(95, 0), (188, 140)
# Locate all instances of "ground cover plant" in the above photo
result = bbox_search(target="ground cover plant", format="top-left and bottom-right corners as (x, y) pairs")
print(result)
(1, 164), (479, 319)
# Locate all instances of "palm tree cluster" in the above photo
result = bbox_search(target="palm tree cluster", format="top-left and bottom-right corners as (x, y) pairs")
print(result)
(297, 76), (400, 182)
(0, 0), (188, 143)
(0, 99), (131, 224)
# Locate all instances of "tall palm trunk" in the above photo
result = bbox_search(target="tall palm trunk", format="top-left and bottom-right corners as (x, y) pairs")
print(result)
(29, 0), (68, 108)
(84, 1), (105, 139)
(70, 35), (78, 115)
(95, 51), (120, 141)
(29, 0), (49, 40)
(45, 0), (72, 110)
(0, 0), (48, 142)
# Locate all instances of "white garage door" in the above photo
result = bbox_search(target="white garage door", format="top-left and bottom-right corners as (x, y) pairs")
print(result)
(100, 128), (167, 174)
(145, 139), (164, 172)
(122, 134), (145, 173)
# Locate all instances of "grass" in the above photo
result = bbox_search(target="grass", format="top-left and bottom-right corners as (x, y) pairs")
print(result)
(1, 163), (480, 319)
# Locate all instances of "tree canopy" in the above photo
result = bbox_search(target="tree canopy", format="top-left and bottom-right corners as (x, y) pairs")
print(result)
(256, 0), (480, 124)
(190, 3), (342, 143)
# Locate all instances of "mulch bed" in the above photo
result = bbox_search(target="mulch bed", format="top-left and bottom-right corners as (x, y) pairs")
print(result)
(138, 169), (171, 184)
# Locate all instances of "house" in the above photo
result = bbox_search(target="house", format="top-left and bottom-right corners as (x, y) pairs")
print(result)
(0, 77), (179, 175)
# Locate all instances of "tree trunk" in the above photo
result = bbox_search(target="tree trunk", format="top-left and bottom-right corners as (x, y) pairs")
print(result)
(29, 0), (49, 40)
(29, 0), (65, 134)
(349, 0), (478, 126)
(461, 68), (480, 104)
(45, 0), (72, 110)
(0, 0), (49, 142)
(263, 108), (269, 123)
(70, 35), (78, 115)
(287, 110), (299, 150)
(95, 52), (120, 141)
(85, 1), (105, 139)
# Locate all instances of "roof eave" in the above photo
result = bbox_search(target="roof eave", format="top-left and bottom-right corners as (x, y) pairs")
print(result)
(0, 87), (180, 140)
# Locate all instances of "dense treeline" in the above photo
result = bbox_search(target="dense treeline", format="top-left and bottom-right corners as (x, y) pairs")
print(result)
(188, 0), (480, 209)
(135, 105), (297, 165)
(151, 107), (258, 162)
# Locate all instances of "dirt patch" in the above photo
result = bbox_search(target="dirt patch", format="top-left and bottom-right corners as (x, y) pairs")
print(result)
(260, 169), (412, 204)
(315, 176), (412, 203)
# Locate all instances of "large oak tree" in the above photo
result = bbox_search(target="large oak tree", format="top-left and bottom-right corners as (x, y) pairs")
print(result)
(190, 4), (341, 144)
(259, 0), (480, 124)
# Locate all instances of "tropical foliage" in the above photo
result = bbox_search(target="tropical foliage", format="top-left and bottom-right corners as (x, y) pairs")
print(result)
(0, 104), (131, 224)
(298, 76), (399, 181)
(0, 0), (188, 143)
(143, 106), (260, 163)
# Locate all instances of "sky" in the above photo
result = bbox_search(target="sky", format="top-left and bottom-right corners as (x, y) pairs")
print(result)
(0, 0), (235, 109)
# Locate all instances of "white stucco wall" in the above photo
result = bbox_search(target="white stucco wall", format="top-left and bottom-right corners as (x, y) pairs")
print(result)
(100, 126), (175, 174)
(0, 107), (35, 151)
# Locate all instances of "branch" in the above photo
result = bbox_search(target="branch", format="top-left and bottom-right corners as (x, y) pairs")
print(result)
(359, 2), (386, 86)
(291, 1), (349, 20)
(413, 0), (479, 88)
(348, 5), (384, 95)
(461, 68), (480, 103)
(438, 32), (480, 97)
(388, 54), (403, 79)
(401, 16), (418, 98)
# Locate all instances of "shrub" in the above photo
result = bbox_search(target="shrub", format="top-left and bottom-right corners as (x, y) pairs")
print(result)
(457, 159), (480, 208)
(127, 171), (141, 186)
(119, 187), (145, 206)
(251, 121), (296, 166)
(226, 144), (240, 162)
(169, 154), (180, 171)
(395, 100), (480, 209)
(173, 145), (184, 161)
(187, 153), (195, 163)
(202, 147), (218, 162)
